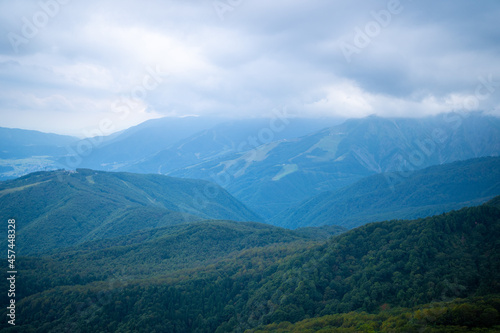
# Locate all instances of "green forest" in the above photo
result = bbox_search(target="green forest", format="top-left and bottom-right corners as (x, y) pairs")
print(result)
(1, 199), (499, 332)
(275, 156), (500, 229)
(0, 169), (262, 255)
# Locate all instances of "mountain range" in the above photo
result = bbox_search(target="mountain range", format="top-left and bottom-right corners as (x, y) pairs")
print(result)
(0, 116), (340, 179)
(274, 156), (500, 229)
(1, 112), (500, 331)
(0, 127), (78, 180)
(1, 113), (499, 222)
(2, 155), (498, 256)
(0, 168), (261, 255)
(169, 113), (500, 218)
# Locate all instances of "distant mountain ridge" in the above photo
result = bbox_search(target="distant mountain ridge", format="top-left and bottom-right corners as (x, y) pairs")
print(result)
(0, 127), (77, 151)
(0, 127), (79, 179)
(66, 116), (224, 171)
(0, 116), (341, 179)
(169, 113), (500, 219)
(1, 113), (499, 220)
(122, 117), (343, 174)
(273, 156), (500, 229)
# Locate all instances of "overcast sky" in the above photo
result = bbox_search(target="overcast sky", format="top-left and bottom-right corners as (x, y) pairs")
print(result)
(0, 0), (499, 136)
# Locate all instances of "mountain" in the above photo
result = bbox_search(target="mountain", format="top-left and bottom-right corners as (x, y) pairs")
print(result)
(274, 156), (500, 229)
(0, 127), (78, 154)
(65, 116), (223, 171)
(1, 116), (341, 181)
(4, 200), (499, 332)
(69, 116), (342, 173)
(169, 113), (500, 219)
(3, 114), (499, 219)
(0, 117), (222, 180)
(0, 127), (78, 180)
(250, 296), (500, 332)
(0, 169), (261, 254)
(123, 117), (344, 174)
(488, 195), (500, 209)
(240, 203), (500, 329)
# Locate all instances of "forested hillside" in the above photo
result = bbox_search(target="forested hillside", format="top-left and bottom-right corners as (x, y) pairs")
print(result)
(2, 115), (500, 220)
(2, 200), (498, 332)
(275, 156), (500, 229)
(250, 296), (500, 332)
(0, 169), (261, 254)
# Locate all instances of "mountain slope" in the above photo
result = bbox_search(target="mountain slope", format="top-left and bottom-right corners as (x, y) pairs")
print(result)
(4, 200), (499, 332)
(68, 116), (223, 171)
(14, 220), (346, 292)
(124, 117), (343, 174)
(250, 296), (500, 332)
(0, 127), (79, 180)
(170, 113), (500, 219)
(71, 117), (341, 173)
(0, 169), (262, 254)
(488, 195), (500, 209)
(274, 156), (500, 229)
(240, 203), (500, 328)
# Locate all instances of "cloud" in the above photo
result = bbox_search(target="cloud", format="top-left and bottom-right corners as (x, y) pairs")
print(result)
(0, 0), (499, 135)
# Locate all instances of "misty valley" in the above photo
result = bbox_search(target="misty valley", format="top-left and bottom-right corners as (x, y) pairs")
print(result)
(0, 114), (499, 332)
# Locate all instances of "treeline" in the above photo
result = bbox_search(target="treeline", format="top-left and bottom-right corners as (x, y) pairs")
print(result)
(250, 296), (500, 332)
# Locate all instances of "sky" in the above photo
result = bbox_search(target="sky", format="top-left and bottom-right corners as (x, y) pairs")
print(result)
(0, 0), (499, 136)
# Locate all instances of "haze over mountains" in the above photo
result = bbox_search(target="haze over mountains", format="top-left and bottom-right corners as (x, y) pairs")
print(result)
(1, 113), (499, 222)
(1, 112), (500, 332)
(0, 128), (79, 179)
(2, 156), (498, 256)
(169, 113), (500, 218)
(0, 116), (341, 178)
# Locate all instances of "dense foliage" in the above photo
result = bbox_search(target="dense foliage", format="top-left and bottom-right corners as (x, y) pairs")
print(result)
(275, 156), (500, 229)
(0, 169), (261, 254)
(250, 296), (500, 332)
(1, 201), (498, 332)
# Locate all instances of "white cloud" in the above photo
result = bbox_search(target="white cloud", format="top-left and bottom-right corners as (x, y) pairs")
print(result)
(0, 0), (499, 135)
